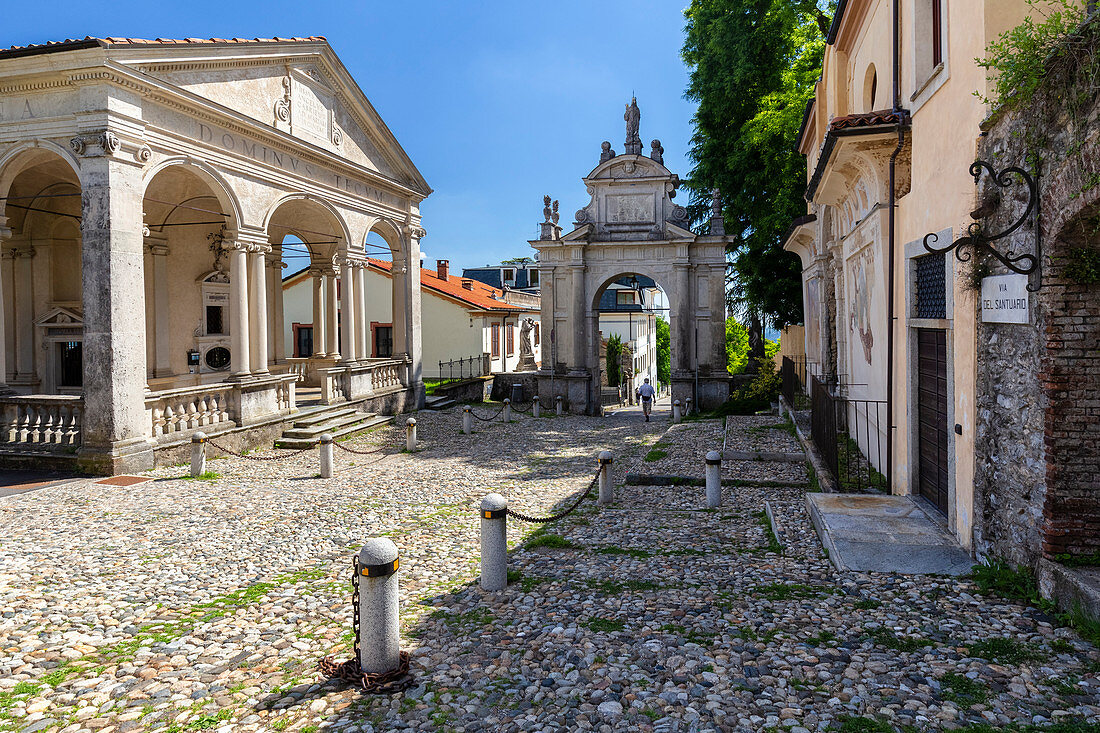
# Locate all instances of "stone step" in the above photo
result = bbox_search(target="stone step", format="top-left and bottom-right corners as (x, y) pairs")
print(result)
(290, 406), (360, 429)
(282, 411), (376, 439)
(275, 414), (393, 449)
(425, 396), (457, 410)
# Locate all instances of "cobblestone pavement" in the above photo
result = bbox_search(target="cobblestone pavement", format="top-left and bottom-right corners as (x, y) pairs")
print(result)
(1, 409), (1099, 732)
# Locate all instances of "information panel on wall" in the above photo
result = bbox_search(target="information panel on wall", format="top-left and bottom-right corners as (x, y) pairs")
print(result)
(980, 274), (1030, 324)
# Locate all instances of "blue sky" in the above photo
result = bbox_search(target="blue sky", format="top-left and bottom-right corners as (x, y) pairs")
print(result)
(1, 0), (698, 274)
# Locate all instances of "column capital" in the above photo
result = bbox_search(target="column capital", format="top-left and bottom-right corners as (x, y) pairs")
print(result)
(147, 243), (170, 257)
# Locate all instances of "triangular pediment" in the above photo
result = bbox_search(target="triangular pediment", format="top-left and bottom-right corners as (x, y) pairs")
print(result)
(35, 306), (83, 327)
(111, 42), (429, 194)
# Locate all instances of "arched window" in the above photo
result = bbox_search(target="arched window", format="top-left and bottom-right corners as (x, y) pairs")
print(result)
(864, 64), (878, 111)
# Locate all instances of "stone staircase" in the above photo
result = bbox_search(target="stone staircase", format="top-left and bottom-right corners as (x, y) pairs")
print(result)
(275, 403), (393, 449)
(424, 394), (457, 410)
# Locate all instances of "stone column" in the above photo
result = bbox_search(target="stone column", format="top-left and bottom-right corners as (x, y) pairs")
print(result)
(355, 264), (368, 361)
(674, 263), (691, 372)
(340, 258), (357, 362)
(569, 262), (586, 372)
(267, 253), (284, 365)
(248, 246), (269, 375)
(391, 265), (407, 358)
(0, 223), (10, 392)
(311, 270), (327, 357)
(229, 243), (251, 378)
(325, 269), (340, 359)
(12, 246), (35, 380)
(405, 229), (424, 387)
(710, 264), (728, 373)
(147, 238), (171, 378)
(538, 266), (554, 367)
(77, 145), (153, 472)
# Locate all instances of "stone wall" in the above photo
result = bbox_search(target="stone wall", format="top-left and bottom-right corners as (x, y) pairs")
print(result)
(974, 23), (1100, 564)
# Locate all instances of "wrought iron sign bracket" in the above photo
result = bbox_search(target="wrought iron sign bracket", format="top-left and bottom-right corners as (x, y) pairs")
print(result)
(922, 160), (1042, 292)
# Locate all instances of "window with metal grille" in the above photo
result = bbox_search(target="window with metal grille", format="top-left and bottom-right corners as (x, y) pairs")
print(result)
(914, 252), (947, 319)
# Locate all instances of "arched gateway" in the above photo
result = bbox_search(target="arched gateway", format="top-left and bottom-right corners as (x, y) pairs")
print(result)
(530, 100), (733, 414)
(0, 37), (430, 473)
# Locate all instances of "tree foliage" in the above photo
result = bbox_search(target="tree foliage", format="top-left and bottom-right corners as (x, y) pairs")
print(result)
(656, 316), (671, 385)
(726, 316), (778, 374)
(606, 334), (623, 387)
(683, 0), (830, 329)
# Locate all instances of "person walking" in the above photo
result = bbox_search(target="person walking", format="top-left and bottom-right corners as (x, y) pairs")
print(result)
(637, 377), (656, 422)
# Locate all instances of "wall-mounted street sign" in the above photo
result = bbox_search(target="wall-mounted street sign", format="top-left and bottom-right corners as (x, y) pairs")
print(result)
(981, 274), (1030, 324)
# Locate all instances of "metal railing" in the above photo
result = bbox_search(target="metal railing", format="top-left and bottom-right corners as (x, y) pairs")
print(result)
(435, 354), (490, 383)
(809, 374), (888, 493)
(781, 356), (821, 409)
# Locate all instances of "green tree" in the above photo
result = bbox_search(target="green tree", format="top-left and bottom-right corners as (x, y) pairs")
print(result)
(606, 334), (623, 387)
(683, 0), (830, 328)
(726, 318), (750, 374)
(655, 316), (671, 384)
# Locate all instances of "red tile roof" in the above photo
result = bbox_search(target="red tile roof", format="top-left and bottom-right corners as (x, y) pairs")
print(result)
(366, 258), (538, 313)
(0, 36), (327, 58)
(829, 109), (910, 132)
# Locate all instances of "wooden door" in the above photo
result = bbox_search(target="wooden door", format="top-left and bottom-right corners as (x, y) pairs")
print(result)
(916, 329), (949, 514)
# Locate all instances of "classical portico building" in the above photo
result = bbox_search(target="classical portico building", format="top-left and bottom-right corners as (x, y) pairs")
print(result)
(0, 36), (430, 474)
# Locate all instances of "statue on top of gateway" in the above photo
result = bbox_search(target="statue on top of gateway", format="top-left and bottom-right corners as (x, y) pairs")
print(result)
(624, 96), (642, 155)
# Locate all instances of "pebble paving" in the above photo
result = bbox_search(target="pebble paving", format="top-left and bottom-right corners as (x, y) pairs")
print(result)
(1, 408), (1098, 732)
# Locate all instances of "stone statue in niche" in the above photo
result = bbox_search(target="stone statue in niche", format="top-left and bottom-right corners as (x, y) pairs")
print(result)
(517, 317), (538, 371)
(624, 97), (642, 155)
(543, 195), (553, 223)
(600, 141), (616, 163)
(207, 227), (229, 272)
(650, 139), (664, 165)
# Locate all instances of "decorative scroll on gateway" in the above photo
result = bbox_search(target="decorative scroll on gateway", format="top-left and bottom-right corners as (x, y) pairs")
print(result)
(922, 161), (1040, 290)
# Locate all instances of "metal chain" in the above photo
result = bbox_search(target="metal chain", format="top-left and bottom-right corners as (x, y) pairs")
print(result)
(505, 469), (600, 523)
(469, 404), (507, 422)
(511, 401), (535, 415)
(206, 437), (316, 461)
(317, 555), (412, 692)
(331, 440), (387, 456)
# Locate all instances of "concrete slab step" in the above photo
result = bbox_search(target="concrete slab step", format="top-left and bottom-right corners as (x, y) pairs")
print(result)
(291, 407), (360, 429)
(282, 411), (377, 438)
(275, 414), (392, 449)
(425, 397), (456, 410)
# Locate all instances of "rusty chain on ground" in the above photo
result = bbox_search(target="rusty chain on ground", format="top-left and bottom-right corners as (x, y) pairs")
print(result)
(205, 437), (316, 461)
(317, 555), (412, 693)
(505, 468), (600, 523)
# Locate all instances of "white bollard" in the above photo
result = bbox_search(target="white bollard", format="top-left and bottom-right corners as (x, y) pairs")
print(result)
(480, 493), (508, 591)
(190, 432), (207, 478)
(406, 417), (417, 451)
(319, 433), (334, 478)
(533, 399), (541, 418)
(504, 398), (512, 423)
(555, 395), (563, 416)
(357, 538), (401, 674)
(705, 451), (722, 508)
(673, 400), (682, 424)
(685, 397), (693, 416)
(598, 451), (614, 506)
(462, 406), (473, 435)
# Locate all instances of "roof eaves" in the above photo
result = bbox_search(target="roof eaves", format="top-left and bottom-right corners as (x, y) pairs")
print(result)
(826, 0), (848, 45)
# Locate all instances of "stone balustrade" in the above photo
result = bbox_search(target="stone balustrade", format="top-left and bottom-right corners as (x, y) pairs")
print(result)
(0, 395), (83, 448)
(146, 384), (234, 440)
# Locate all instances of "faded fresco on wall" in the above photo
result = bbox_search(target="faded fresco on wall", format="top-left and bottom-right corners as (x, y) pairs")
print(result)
(848, 248), (875, 365)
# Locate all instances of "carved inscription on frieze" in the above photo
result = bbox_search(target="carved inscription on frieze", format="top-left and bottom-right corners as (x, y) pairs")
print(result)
(606, 194), (653, 224)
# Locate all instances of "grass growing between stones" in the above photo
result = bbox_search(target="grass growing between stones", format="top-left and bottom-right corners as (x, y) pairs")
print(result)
(643, 442), (670, 462)
(181, 471), (220, 481)
(752, 510), (783, 555)
(585, 617), (626, 632)
(754, 582), (835, 601)
(596, 545), (654, 559)
(833, 717), (894, 732)
(866, 628), (934, 652)
(972, 559), (1100, 646)
(940, 672), (990, 706)
(524, 532), (579, 550)
(967, 637), (1043, 664)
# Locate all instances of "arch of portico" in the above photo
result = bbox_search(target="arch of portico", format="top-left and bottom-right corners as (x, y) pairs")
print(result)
(0, 36), (430, 473)
(529, 103), (733, 414)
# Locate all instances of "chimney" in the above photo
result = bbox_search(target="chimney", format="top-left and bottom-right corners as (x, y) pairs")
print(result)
(461, 279), (474, 291)
(436, 259), (449, 280)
